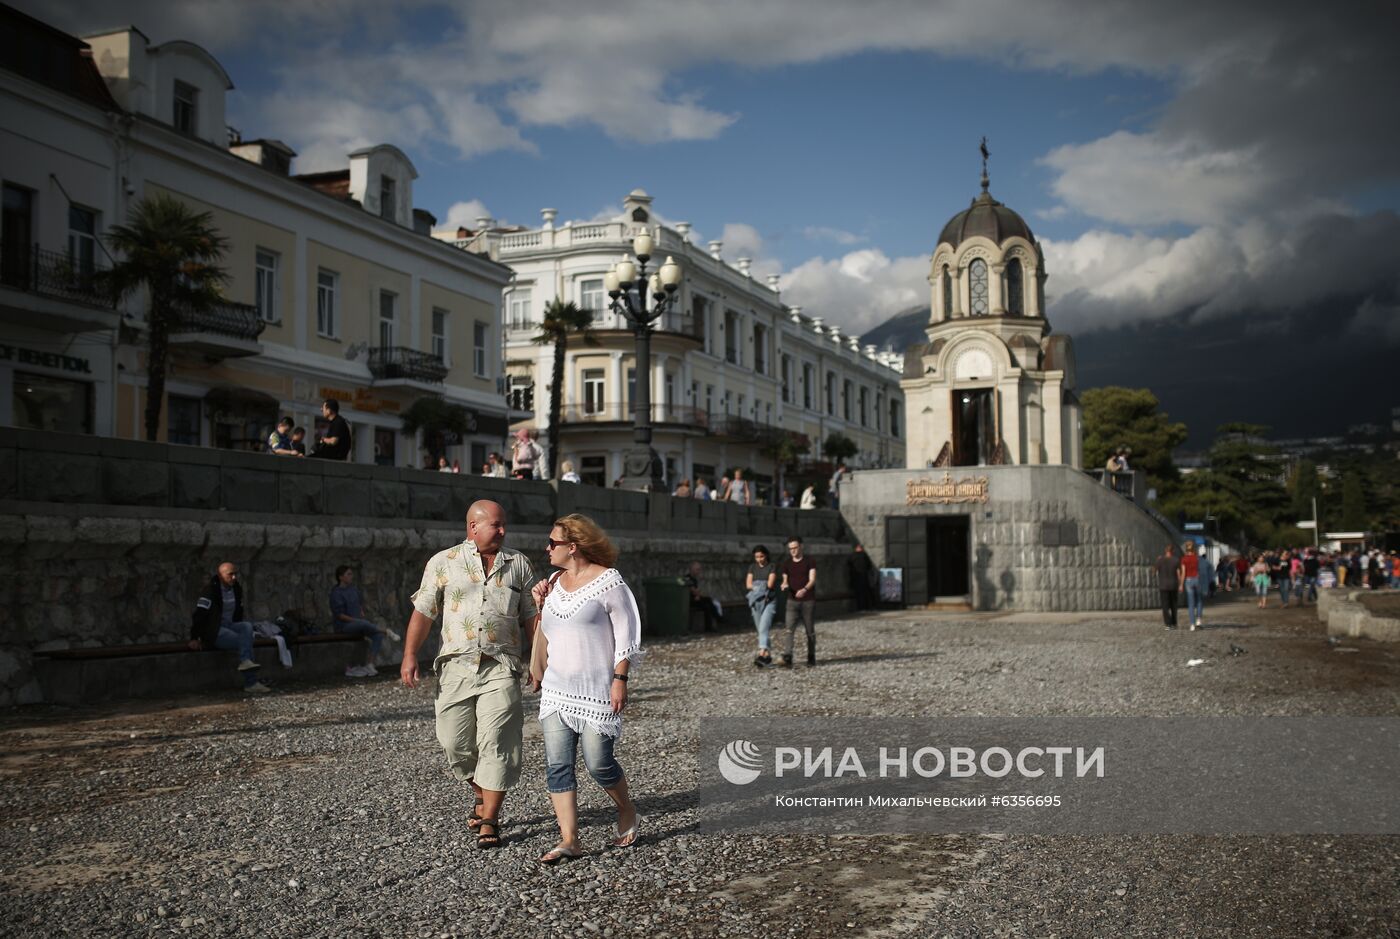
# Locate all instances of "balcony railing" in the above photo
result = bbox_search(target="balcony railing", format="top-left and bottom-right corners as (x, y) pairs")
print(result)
(368, 346), (449, 384)
(172, 300), (266, 340)
(0, 242), (114, 309)
(559, 403), (710, 427)
(709, 416), (786, 444)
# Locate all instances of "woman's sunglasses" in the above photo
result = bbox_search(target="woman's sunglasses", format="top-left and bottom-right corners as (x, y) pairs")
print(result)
(547, 538), (570, 550)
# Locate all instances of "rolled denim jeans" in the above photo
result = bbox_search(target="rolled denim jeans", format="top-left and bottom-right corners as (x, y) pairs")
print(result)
(746, 584), (776, 650)
(540, 711), (623, 794)
(336, 617), (383, 657)
(1184, 582), (1204, 623)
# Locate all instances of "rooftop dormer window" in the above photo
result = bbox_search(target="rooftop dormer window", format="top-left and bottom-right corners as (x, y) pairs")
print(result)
(173, 81), (197, 134)
(379, 175), (396, 222)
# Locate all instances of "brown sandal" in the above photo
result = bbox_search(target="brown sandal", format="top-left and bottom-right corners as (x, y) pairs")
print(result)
(476, 818), (502, 849)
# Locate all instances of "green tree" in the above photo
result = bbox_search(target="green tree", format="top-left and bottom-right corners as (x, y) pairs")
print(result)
(822, 432), (858, 464)
(400, 397), (474, 466)
(1080, 387), (1187, 492)
(1288, 459), (1322, 525)
(533, 299), (598, 480)
(1340, 473), (1367, 530)
(760, 430), (810, 502)
(103, 193), (228, 441)
(1159, 423), (1291, 548)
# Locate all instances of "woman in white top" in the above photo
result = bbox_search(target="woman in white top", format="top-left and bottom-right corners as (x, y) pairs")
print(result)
(799, 484), (817, 510)
(529, 513), (643, 864)
(559, 459), (582, 484)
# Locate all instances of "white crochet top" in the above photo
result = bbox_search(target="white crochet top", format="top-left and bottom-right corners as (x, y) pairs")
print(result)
(538, 568), (643, 739)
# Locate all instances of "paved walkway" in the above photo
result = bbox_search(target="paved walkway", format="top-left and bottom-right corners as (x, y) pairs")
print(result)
(2, 591), (1398, 937)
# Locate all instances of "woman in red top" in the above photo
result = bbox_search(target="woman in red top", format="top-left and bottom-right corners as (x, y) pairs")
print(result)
(1181, 540), (1204, 631)
(1234, 555), (1249, 590)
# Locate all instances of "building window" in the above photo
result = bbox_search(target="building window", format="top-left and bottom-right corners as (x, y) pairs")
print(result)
(2, 185), (35, 290)
(781, 354), (792, 402)
(753, 323), (768, 374)
(664, 372), (674, 413)
(843, 379), (853, 421)
(705, 384), (714, 418)
(431, 308), (449, 363)
(738, 393), (746, 418)
(969, 258), (989, 316)
(942, 265), (952, 318)
(173, 81), (197, 134)
(473, 321), (488, 377)
(765, 401), (773, 424)
(12, 371), (92, 434)
(580, 455), (607, 487)
(470, 442), (487, 473)
(579, 278), (605, 319)
(825, 372), (836, 416)
(254, 248), (278, 323)
(379, 175), (396, 221)
(508, 289), (532, 330)
(890, 399), (902, 439)
(724, 311), (740, 364)
(1006, 258), (1024, 315)
(167, 394), (201, 446)
(692, 295), (710, 354)
(378, 290), (397, 347)
(583, 369), (605, 415)
(802, 363), (813, 410)
(859, 386), (868, 426)
(875, 392), (883, 432)
(374, 427), (396, 467)
(316, 269), (338, 337)
(67, 206), (97, 279)
(508, 375), (534, 412)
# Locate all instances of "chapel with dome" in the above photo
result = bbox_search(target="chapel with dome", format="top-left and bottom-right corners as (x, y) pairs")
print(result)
(900, 150), (1082, 471)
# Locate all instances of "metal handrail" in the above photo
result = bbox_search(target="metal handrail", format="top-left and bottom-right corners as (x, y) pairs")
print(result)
(172, 299), (267, 341)
(367, 346), (449, 383)
(0, 241), (115, 308)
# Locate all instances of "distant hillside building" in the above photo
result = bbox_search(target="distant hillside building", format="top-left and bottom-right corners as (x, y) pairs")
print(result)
(900, 166), (1081, 469)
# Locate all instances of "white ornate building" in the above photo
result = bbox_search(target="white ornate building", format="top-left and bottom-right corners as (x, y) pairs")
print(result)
(438, 189), (905, 495)
(901, 170), (1081, 469)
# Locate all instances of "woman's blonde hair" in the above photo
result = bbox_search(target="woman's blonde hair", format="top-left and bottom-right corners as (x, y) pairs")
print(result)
(561, 460), (575, 474)
(553, 513), (618, 568)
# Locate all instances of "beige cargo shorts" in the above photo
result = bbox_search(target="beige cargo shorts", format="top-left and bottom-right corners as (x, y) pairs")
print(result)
(434, 656), (523, 791)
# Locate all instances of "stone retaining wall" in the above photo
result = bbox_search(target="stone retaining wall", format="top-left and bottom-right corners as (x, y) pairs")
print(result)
(840, 464), (1178, 611)
(0, 428), (852, 706)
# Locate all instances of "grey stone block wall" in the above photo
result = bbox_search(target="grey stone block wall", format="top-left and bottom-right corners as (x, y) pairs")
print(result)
(841, 465), (1178, 612)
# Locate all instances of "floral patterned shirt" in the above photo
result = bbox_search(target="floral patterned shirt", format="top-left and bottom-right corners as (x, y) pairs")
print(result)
(410, 539), (539, 674)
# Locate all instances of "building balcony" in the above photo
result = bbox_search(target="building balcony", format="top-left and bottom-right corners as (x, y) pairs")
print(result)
(368, 346), (449, 385)
(710, 415), (785, 444)
(168, 300), (266, 359)
(0, 242), (120, 332)
(559, 402), (710, 431)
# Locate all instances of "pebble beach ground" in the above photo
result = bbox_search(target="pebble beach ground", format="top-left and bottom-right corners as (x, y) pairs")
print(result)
(2, 592), (1398, 938)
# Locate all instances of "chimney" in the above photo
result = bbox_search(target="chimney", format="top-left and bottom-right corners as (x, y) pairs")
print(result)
(708, 240), (723, 259)
(541, 208), (557, 229)
(737, 257), (752, 278)
(412, 208), (436, 236)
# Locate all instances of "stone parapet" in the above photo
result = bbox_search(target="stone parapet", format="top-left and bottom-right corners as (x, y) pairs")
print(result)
(1318, 590), (1400, 643)
(0, 499), (852, 707)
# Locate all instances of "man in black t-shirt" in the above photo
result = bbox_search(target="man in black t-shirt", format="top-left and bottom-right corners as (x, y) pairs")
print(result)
(311, 399), (352, 461)
(1152, 544), (1181, 629)
(779, 536), (819, 667)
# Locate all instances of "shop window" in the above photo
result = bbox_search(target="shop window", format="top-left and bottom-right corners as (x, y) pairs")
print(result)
(13, 371), (92, 434)
(374, 427), (396, 467)
(580, 455), (607, 487)
(167, 394), (202, 446)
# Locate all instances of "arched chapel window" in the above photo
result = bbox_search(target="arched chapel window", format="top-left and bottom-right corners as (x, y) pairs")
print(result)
(631, 208), (649, 222)
(1005, 258), (1024, 316)
(969, 258), (989, 316)
(941, 266), (952, 318)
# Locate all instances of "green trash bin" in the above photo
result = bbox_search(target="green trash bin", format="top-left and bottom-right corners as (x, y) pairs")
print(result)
(643, 576), (691, 636)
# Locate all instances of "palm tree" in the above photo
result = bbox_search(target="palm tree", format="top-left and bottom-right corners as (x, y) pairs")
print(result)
(532, 299), (598, 480)
(104, 193), (228, 441)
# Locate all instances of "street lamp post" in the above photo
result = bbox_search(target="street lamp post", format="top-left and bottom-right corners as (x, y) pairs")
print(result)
(606, 231), (682, 491)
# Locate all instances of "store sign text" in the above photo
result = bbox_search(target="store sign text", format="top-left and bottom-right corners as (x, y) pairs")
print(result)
(0, 343), (92, 374)
(907, 473), (990, 505)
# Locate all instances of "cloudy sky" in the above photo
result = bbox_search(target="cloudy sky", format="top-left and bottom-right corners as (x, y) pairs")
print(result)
(29, 0), (1400, 346)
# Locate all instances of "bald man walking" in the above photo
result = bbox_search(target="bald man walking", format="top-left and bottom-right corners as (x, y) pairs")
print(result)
(401, 500), (540, 850)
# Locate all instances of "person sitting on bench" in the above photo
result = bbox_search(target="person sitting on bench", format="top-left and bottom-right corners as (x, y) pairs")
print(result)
(684, 560), (724, 632)
(329, 565), (400, 678)
(188, 562), (270, 694)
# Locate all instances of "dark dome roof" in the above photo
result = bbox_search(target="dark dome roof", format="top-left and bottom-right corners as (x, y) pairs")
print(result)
(937, 190), (1034, 249)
